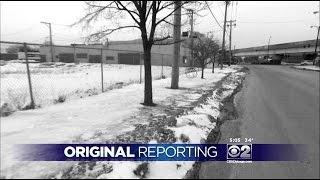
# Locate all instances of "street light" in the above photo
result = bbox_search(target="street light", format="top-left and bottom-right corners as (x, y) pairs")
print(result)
(41, 21), (54, 62)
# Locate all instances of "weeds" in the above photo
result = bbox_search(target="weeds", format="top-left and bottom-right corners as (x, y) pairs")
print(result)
(6, 89), (28, 110)
(0, 103), (14, 117)
(54, 95), (66, 104)
(133, 163), (149, 179)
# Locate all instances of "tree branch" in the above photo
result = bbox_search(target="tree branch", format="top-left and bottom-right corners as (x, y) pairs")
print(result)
(157, 1), (175, 12)
(87, 25), (139, 41)
(72, 2), (114, 26)
(155, 1), (188, 26)
(154, 39), (185, 45)
(145, 1), (154, 20)
(115, 1), (140, 25)
(132, 1), (142, 13)
(153, 35), (171, 43)
(148, 1), (158, 43)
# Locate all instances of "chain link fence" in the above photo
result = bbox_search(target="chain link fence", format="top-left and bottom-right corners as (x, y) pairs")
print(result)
(0, 41), (188, 116)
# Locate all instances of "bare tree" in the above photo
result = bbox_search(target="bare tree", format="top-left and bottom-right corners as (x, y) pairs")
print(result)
(193, 34), (220, 79)
(6, 45), (21, 54)
(75, 1), (206, 106)
(6, 44), (38, 53)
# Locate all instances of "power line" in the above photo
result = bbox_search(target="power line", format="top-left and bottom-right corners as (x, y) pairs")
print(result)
(205, 1), (223, 29)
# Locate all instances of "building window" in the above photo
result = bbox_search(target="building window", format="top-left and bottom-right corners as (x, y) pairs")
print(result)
(76, 53), (88, 58)
(106, 56), (114, 61)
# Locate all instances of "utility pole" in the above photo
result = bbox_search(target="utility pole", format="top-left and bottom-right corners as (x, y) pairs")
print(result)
(171, 1), (182, 89)
(221, 1), (230, 69)
(227, 20), (236, 66)
(41, 21), (54, 62)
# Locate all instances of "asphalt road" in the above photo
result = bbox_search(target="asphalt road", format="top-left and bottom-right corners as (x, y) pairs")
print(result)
(199, 65), (319, 179)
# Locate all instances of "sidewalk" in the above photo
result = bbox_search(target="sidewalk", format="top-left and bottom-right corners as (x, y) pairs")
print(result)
(1, 66), (246, 179)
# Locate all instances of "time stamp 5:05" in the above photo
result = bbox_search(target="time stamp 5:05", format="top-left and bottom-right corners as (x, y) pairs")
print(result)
(229, 138), (254, 143)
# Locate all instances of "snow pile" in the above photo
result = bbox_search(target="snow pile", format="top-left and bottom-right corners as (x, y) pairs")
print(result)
(293, 65), (320, 71)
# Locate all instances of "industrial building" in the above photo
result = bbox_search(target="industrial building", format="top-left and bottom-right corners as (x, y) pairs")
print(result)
(39, 38), (192, 67)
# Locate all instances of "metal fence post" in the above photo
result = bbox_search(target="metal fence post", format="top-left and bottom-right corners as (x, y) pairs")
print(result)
(24, 43), (35, 109)
(73, 45), (77, 64)
(161, 54), (164, 79)
(100, 48), (104, 92)
(212, 54), (215, 73)
(140, 53), (142, 84)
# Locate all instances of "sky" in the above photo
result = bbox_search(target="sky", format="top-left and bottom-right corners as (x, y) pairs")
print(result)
(0, 1), (319, 49)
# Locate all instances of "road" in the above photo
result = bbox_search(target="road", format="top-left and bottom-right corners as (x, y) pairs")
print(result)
(199, 65), (319, 179)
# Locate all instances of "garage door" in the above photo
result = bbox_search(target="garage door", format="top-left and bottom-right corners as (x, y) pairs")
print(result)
(59, 53), (74, 63)
(40, 55), (46, 62)
(89, 55), (101, 63)
(118, 53), (140, 65)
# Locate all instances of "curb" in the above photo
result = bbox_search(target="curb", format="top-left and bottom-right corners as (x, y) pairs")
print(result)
(290, 66), (320, 72)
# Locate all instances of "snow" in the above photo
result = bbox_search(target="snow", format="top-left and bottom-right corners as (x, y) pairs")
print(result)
(147, 161), (194, 179)
(97, 162), (139, 179)
(0, 62), (186, 110)
(293, 65), (320, 71)
(151, 70), (245, 179)
(1, 65), (243, 179)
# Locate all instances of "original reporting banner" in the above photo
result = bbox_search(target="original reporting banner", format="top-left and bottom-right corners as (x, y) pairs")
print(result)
(13, 144), (307, 162)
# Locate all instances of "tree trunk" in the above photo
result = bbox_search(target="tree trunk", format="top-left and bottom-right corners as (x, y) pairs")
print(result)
(143, 47), (154, 106)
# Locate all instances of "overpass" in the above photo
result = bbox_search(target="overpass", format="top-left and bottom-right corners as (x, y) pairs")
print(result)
(234, 39), (319, 57)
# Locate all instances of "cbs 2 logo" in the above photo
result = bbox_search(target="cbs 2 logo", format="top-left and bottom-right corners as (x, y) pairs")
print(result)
(227, 144), (252, 159)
